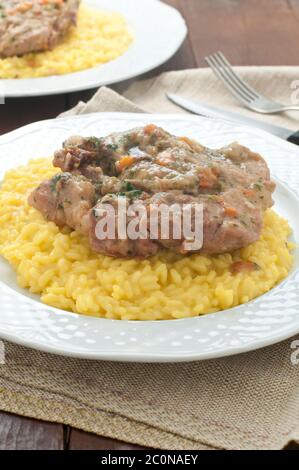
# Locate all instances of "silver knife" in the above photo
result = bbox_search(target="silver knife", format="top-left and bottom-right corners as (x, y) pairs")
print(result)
(166, 93), (299, 145)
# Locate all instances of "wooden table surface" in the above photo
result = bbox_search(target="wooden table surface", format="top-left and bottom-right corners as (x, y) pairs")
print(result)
(0, 0), (299, 450)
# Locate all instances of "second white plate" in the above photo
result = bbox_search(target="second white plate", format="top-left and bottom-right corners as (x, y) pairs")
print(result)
(0, 0), (187, 98)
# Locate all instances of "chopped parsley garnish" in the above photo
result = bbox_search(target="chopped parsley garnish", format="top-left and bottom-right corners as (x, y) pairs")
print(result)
(128, 190), (142, 199)
(50, 174), (64, 192)
(253, 182), (263, 191)
(89, 137), (102, 149)
(121, 181), (135, 192)
(119, 133), (133, 147)
(240, 216), (247, 226)
(119, 181), (143, 199)
(125, 168), (136, 178)
(107, 143), (118, 152)
(115, 190), (142, 199)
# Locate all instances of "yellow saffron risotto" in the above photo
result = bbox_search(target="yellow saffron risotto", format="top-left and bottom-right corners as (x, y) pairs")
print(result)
(0, 158), (294, 320)
(0, 6), (133, 79)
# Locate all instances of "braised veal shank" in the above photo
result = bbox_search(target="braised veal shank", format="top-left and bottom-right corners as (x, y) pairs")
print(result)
(28, 125), (275, 258)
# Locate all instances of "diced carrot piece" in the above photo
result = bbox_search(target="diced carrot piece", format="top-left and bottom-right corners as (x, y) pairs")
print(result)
(199, 177), (212, 188)
(8, 1), (33, 14)
(116, 156), (135, 172)
(243, 188), (255, 198)
(156, 154), (175, 166)
(144, 124), (157, 134)
(26, 58), (37, 67)
(212, 167), (221, 176)
(230, 261), (260, 274)
(224, 206), (238, 217)
(40, 0), (63, 4)
(198, 168), (218, 189)
(22, 2), (33, 11)
(179, 136), (205, 153)
(179, 136), (194, 146)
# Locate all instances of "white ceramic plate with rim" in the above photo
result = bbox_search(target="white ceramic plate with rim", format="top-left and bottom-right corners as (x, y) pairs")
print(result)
(0, 112), (299, 362)
(0, 0), (187, 98)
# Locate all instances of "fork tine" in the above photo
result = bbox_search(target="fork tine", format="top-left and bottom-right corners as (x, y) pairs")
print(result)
(215, 52), (261, 100)
(210, 53), (255, 102)
(205, 55), (252, 104)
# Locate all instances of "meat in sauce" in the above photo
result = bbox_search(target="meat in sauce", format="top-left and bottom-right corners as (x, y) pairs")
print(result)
(28, 125), (276, 258)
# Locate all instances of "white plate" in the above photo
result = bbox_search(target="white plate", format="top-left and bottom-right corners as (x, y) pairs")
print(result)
(0, 0), (187, 98)
(0, 112), (299, 362)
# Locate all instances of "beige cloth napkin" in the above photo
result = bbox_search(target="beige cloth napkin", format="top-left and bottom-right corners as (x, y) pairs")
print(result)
(63, 66), (299, 130)
(1, 67), (299, 450)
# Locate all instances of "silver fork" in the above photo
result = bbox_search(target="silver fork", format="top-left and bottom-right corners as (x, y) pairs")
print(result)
(205, 51), (299, 114)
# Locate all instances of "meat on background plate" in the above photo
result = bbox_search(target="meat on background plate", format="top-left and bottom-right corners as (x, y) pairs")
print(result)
(0, 0), (80, 58)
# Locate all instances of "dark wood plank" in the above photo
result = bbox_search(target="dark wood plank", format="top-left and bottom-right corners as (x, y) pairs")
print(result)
(68, 428), (299, 450)
(68, 428), (146, 450)
(0, 95), (66, 136)
(144, 0), (196, 74)
(179, 0), (299, 66)
(0, 411), (64, 450)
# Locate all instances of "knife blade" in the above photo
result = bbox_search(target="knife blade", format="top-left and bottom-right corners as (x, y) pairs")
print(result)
(166, 93), (299, 145)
